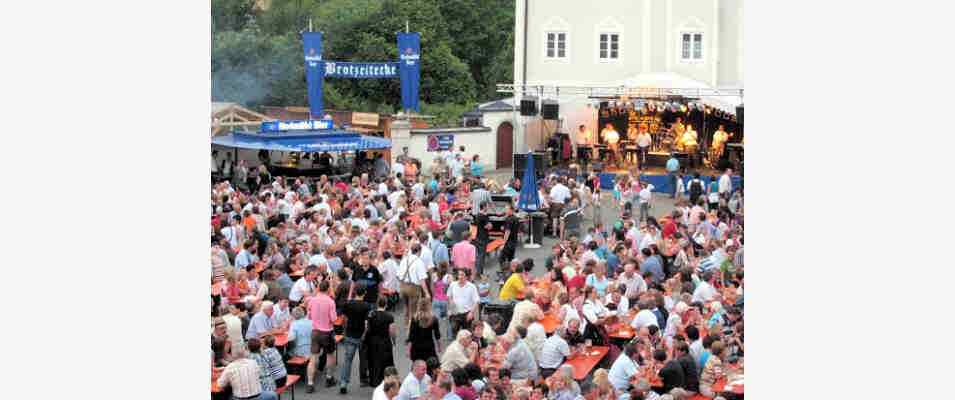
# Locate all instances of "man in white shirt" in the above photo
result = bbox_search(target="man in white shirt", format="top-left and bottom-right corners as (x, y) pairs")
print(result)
(618, 262), (647, 302)
(548, 178), (572, 236)
(630, 299), (659, 330)
(288, 267), (317, 306)
(447, 269), (480, 336)
(608, 344), (641, 392)
(718, 168), (733, 195)
(636, 127), (652, 166)
(538, 326), (571, 378)
(638, 183), (654, 222)
(397, 360), (431, 400)
(692, 271), (719, 303)
(508, 288), (543, 335)
(398, 244), (431, 324)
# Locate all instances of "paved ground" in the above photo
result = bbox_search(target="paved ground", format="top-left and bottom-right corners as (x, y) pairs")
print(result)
(289, 169), (681, 399)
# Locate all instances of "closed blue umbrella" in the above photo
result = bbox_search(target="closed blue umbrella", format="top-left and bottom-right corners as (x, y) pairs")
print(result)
(517, 151), (540, 211)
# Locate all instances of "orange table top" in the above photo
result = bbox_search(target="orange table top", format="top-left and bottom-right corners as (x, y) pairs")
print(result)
(712, 376), (744, 394)
(539, 313), (561, 334)
(273, 332), (289, 347)
(561, 345), (609, 380)
(606, 321), (635, 340)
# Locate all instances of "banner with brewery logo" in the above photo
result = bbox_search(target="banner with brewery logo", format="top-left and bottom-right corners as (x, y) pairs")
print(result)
(302, 32), (324, 118)
(397, 32), (421, 112)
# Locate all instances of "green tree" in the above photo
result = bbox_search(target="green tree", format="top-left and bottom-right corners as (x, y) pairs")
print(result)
(212, 0), (256, 33)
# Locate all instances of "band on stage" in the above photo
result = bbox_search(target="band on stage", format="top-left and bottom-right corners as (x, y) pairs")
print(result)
(572, 118), (735, 169)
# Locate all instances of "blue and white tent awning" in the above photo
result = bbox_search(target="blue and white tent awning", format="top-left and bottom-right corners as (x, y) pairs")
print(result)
(212, 131), (391, 153)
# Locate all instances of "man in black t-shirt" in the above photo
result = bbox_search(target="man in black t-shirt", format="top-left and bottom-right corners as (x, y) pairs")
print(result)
(353, 247), (382, 304)
(472, 202), (492, 278)
(499, 204), (520, 268)
(339, 285), (373, 393)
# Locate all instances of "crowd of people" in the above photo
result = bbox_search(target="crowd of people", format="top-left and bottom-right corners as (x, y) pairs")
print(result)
(210, 147), (743, 400)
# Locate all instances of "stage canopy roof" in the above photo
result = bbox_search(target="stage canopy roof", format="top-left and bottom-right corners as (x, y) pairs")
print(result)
(614, 72), (743, 114)
(212, 131), (391, 153)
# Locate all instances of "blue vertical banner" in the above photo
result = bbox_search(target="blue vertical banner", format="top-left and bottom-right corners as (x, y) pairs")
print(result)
(302, 32), (324, 118)
(397, 32), (421, 112)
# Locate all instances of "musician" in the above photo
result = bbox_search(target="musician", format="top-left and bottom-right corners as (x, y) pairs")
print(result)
(711, 124), (733, 158)
(635, 126), (652, 167)
(681, 125), (699, 150)
(671, 117), (686, 146)
(576, 124), (594, 163)
(601, 123), (620, 165)
(681, 125), (699, 168)
(626, 125), (639, 141)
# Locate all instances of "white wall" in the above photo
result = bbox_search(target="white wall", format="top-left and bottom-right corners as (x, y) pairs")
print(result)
(405, 129), (497, 175)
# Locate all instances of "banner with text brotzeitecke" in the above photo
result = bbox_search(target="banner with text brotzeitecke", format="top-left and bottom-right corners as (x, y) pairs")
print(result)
(397, 32), (421, 112)
(302, 32), (324, 118)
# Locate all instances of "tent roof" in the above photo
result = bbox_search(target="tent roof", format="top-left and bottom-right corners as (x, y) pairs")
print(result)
(614, 72), (742, 113)
(212, 131), (391, 153)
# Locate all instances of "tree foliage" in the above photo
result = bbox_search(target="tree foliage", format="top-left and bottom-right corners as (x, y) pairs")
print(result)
(211, 0), (513, 126)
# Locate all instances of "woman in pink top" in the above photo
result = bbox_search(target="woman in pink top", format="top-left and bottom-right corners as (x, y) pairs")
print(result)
(430, 262), (451, 335)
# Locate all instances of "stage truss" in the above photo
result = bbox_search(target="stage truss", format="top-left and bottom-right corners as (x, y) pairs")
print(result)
(496, 84), (743, 99)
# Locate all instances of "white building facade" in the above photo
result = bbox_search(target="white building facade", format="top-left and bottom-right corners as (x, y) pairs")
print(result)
(509, 0), (743, 152)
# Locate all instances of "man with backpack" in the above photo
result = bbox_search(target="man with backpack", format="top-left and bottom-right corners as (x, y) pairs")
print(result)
(687, 173), (705, 205)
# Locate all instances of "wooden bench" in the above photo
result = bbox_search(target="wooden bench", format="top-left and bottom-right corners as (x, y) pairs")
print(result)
(285, 356), (309, 378)
(286, 356), (308, 366)
(275, 374), (300, 399)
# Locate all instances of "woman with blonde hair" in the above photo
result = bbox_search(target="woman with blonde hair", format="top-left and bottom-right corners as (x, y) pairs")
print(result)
(546, 364), (580, 400)
(589, 368), (618, 400)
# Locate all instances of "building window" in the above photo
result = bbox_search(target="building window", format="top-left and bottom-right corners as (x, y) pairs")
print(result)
(599, 33), (619, 60)
(546, 31), (567, 59)
(681, 32), (703, 61)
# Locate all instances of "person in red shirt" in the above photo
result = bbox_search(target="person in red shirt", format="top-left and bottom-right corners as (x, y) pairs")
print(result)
(662, 210), (680, 240)
(566, 260), (592, 292)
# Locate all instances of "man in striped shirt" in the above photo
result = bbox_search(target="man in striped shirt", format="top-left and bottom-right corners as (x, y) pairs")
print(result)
(217, 347), (278, 400)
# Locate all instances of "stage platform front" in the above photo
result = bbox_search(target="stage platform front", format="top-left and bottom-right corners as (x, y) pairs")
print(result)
(541, 163), (741, 194)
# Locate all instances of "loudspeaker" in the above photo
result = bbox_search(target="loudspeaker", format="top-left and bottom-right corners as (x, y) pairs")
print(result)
(736, 105), (744, 126)
(520, 97), (538, 116)
(513, 152), (550, 181)
(542, 100), (559, 120)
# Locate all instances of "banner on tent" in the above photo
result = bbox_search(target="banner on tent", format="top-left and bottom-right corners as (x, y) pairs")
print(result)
(261, 119), (334, 133)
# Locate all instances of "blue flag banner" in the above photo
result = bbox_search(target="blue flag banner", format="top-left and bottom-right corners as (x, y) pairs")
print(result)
(261, 119), (334, 133)
(397, 32), (421, 112)
(302, 32), (324, 118)
(323, 61), (399, 79)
